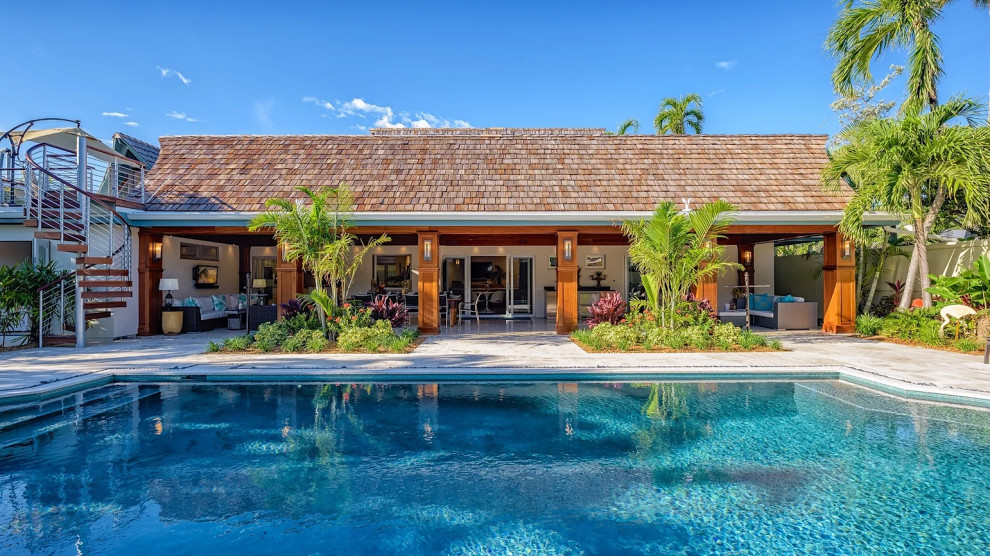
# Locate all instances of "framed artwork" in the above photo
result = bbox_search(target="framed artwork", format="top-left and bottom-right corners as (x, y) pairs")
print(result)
(548, 256), (557, 268)
(179, 242), (220, 261)
(585, 255), (605, 269)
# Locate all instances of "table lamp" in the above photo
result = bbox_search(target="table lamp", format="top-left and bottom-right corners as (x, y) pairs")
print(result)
(159, 278), (179, 307)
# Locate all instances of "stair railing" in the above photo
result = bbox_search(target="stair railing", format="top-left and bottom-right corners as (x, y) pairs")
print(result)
(37, 273), (76, 347)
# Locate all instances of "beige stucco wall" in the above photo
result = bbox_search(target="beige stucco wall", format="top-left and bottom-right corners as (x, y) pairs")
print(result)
(160, 236), (241, 301)
(775, 252), (825, 319)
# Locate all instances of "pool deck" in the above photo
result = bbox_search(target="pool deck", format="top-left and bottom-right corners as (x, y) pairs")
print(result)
(2, 319), (989, 407)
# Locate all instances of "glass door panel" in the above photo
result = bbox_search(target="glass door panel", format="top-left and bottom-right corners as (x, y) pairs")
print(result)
(509, 256), (534, 316)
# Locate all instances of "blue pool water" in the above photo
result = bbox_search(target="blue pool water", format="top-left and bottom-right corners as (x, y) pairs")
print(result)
(1, 381), (990, 555)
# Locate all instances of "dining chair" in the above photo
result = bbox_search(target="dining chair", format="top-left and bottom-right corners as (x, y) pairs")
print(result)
(459, 293), (483, 324)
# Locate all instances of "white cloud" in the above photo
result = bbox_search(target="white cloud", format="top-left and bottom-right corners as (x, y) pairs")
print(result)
(101, 112), (128, 118)
(308, 96), (471, 130)
(708, 88), (726, 97)
(156, 66), (191, 85)
(124, 121), (140, 127)
(254, 100), (274, 128)
(166, 111), (199, 122)
(302, 96), (334, 110)
(715, 60), (737, 70)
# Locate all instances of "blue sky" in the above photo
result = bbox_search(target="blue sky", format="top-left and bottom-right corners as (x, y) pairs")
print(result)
(4, 1), (988, 145)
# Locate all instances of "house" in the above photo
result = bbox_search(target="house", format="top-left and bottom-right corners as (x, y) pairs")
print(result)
(5, 125), (886, 346)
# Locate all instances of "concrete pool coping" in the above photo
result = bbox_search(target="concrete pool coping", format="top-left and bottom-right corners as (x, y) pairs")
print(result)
(2, 325), (990, 409)
(3, 364), (990, 411)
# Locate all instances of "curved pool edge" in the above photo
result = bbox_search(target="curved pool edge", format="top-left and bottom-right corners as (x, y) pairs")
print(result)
(2, 365), (990, 411)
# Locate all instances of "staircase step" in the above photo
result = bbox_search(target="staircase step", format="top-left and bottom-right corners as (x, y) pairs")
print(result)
(34, 231), (85, 242)
(41, 336), (76, 346)
(77, 269), (129, 277)
(57, 244), (88, 253)
(79, 280), (131, 288)
(76, 256), (113, 265)
(83, 301), (127, 310)
(84, 311), (112, 320)
(80, 291), (132, 299)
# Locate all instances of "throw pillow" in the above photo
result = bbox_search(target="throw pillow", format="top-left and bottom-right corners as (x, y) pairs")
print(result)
(211, 294), (227, 312)
(182, 297), (196, 307)
(755, 294), (774, 312)
(779, 294), (795, 303)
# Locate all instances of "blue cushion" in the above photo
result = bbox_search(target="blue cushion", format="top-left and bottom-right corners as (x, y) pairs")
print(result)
(779, 294), (795, 303)
(211, 294), (227, 312)
(182, 297), (196, 307)
(749, 293), (773, 312)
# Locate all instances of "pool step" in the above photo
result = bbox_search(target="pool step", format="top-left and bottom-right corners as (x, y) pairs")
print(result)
(0, 385), (161, 448)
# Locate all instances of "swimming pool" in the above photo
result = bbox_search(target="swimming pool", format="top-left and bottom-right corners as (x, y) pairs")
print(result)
(1, 380), (989, 555)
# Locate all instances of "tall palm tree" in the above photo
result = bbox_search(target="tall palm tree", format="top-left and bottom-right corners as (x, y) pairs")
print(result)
(653, 94), (704, 135)
(821, 97), (990, 309)
(606, 118), (640, 135)
(622, 200), (741, 326)
(827, 0), (988, 110)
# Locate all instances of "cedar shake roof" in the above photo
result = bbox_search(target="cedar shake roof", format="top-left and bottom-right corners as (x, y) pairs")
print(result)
(143, 129), (849, 213)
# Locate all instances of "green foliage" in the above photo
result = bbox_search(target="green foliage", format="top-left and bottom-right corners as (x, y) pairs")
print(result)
(605, 118), (640, 135)
(769, 339), (784, 351)
(328, 303), (374, 333)
(739, 329), (768, 350)
(681, 326), (712, 350)
(622, 200), (741, 327)
(856, 314), (885, 336)
(0, 260), (68, 343)
(926, 255), (990, 309)
(220, 335), (253, 352)
(206, 340), (222, 353)
(336, 320), (414, 352)
(587, 322), (639, 350)
(248, 184), (390, 328)
(712, 322), (742, 349)
(283, 329), (331, 353)
(955, 338), (982, 353)
(253, 321), (292, 352)
(878, 308), (943, 344)
(654, 93), (704, 135)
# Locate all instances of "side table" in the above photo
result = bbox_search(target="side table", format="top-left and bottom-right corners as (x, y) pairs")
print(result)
(226, 309), (247, 330)
(162, 309), (184, 335)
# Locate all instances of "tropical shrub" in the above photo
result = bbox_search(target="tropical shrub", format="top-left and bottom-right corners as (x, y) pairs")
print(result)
(281, 329), (330, 353)
(337, 320), (416, 352)
(926, 256), (990, 309)
(587, 292), (627, 328)
(712, 322), (742, 349)
(328, 303), (374, 333)
(586, 322), (639, 350)
(855, 314), (884, 336)
(220, 335), (253, 352)
(0, 260), (68, 345)
(368, 295), (409, 327)
(280, 298), (312, 320)
(253, 321), (292, 352)
(622, 200), (741, 328)
(955, 338), (982, 353)
(738, 329), (768, 350)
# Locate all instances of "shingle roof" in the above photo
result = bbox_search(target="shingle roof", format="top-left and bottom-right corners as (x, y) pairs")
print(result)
(112, 132), (160, 169)
(143, 129), (849, 213)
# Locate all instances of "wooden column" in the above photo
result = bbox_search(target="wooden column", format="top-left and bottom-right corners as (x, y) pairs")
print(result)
(137, 231), (163, 336)
(555, 231), (579, 334)
(275, 244), (303, 317)
(822, 232), (856, 333)
(417, 231), (440, 334)
(238, 244), (251, 293)
(696, 239), (719, 306)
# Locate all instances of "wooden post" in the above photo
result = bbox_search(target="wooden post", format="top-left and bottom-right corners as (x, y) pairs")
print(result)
(137, 231), (163, 336)
(556, 231), (579, 334)
(275, 244), (302, 317)
(417, 231), (440, 334)
(696, 238), (719, 307)
(823, 232), (856, 333)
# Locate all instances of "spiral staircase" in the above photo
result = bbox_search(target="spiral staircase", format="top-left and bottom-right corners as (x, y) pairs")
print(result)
(2, 125), (143, 347)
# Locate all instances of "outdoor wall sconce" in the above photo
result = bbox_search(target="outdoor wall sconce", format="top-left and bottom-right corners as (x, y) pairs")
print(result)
(423, 238), (433, 262)
(742, 249), (752, 265)
(563, 239), (573, 261)
(842, 239), (853, 260)
(151, 240), (162, 262)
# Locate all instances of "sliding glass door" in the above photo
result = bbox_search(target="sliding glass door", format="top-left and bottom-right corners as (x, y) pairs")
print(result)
(508, 256), (534, 316)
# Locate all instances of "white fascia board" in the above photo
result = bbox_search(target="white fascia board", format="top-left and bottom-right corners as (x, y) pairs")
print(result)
(120, 210), (898, 227)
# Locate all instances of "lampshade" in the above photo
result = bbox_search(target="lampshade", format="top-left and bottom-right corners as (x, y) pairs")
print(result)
(158, 278), (179, 291)
(252, 279), (268, 288)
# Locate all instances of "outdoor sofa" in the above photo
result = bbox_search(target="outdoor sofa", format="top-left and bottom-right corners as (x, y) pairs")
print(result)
(747, 293), (818, 330)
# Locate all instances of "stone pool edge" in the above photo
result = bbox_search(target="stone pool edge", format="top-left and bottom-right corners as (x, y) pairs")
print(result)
(2, 366), (990, 410)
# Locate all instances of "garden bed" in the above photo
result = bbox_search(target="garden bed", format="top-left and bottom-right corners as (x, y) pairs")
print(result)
(855, 334), (986, 356)
(570, 336), (782, 354)
(206, 333), (425, 355)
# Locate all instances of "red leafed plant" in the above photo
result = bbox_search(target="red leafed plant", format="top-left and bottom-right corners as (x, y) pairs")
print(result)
(369, 295), (409, 327)
(587, 291), (627, 328)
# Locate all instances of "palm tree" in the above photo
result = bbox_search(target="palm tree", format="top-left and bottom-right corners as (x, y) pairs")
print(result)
(862, 231), (909, 312)
(248, 184), (388, 329)
(821, 97), (990, 309)
(827, 0), (988, 110)
(606, 118), (640, 135)
(653, 94), (704, 135)
(622, 200), (741, 327)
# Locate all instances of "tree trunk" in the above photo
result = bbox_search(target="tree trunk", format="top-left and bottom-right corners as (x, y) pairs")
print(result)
(918, 237), (933, 307)
(918, 184), (948, 308)
(898, 242), (921, 311)
(864, 252), (885, 313)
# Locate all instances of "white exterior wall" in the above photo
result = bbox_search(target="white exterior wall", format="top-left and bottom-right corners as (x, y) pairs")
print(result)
(160, 236), (242, 300)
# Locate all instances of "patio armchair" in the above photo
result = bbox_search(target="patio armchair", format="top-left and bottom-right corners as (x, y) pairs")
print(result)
(459, 293), (483, 324)
(404, 293), (419, 325)
(488, 290), (506, 314)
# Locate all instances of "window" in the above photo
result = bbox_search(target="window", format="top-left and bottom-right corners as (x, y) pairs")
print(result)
(373, 255), (412, 288)
(179, 242), (219, 261)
